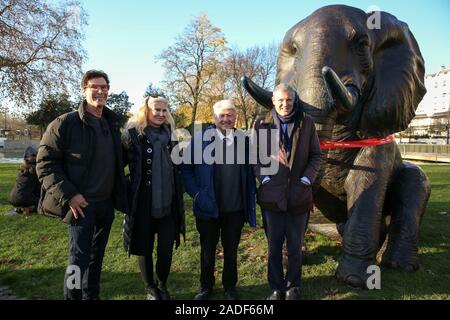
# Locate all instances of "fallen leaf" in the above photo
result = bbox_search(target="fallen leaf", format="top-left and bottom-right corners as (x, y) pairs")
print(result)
(0, 258), (13, 264)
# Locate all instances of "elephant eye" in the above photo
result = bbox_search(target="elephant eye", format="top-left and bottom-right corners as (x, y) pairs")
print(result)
(355, 37), (369, 54)
(354, 35), (372, 74)
(290, 41), (298, 55)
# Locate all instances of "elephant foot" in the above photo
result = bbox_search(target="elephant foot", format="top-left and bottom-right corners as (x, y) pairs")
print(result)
(381, 237), (419, 272)
(335, 254), (376, 289)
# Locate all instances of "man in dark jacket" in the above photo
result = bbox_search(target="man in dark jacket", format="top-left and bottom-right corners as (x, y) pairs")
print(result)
(254, 83), (322, 300)
(36, 70), (128, 300)
(182, 100), (256, 300)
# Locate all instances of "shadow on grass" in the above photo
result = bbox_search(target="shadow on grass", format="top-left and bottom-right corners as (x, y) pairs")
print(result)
(1, 204), (449, 300)
(0, 269), (266, 300)
(303, 245), (340, 266)
(1, 258), (450, 300)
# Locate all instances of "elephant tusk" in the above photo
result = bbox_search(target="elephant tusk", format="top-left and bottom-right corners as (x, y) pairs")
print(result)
(322, 66), (359, 113)
(241, 76), (274, 109)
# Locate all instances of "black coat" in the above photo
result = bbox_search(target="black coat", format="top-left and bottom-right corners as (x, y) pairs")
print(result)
(9, 167), (40, 207)
(36, 101), (128, 218)
(122, 125), (185, 255)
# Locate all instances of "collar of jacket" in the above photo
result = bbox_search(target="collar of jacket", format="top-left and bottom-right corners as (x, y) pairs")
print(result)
(127, 123), (173, 149)
(259, 92), (305, 127)
(77, 100), (121, 124)
(205, 124), (239, 132)
(204, 124), (239, 142)
(259, 110), (306, 127)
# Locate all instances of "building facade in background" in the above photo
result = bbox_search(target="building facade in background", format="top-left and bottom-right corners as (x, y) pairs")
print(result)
(400, 65), (450, 144)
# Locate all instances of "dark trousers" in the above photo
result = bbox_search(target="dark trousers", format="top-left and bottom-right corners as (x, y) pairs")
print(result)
(195, 212), (245, 290)
(137, 214), (176, 290)
(263, 209), (309, 291)
(64, 199), (115, 300)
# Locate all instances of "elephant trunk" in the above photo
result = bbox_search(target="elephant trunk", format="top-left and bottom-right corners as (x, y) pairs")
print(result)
(294, 72), (337, 143)
(322, 66), (360, 113)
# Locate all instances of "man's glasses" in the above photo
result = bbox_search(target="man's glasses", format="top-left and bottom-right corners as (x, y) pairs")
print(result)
(85, 85), (109, 92)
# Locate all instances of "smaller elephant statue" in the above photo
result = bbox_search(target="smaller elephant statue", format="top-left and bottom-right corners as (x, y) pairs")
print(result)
(243, 5), (431, 288)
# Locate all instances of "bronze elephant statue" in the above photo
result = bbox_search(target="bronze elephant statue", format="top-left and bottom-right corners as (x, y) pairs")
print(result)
(243, 5), (431, 288)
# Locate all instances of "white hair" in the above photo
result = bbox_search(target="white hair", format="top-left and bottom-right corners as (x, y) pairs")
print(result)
(213, 99), (236, 115)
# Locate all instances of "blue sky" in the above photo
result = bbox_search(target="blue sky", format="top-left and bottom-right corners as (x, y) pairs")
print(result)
(80, 0), (450, 112)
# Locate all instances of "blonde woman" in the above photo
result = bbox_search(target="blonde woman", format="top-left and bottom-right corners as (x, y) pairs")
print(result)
(122, 96), (185, 300)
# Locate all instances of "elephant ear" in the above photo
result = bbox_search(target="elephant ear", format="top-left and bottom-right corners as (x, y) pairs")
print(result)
(359, 12), (426, 138)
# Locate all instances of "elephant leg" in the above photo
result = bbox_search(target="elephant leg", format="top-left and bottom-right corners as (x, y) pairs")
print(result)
(381, 162), (431, 271)
(340, 215), (389, 257)
(336, 218), (388, 245)
(336, 145), (395, 288)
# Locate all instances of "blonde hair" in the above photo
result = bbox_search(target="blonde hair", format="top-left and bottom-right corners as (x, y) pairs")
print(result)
(125, 96), (176, 136)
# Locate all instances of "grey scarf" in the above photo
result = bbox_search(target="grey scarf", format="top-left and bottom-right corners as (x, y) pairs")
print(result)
(145, 126), (173, 218)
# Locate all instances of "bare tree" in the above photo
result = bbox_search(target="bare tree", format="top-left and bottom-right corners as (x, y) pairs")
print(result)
(249, 43), (278, 127)
(200, 61), (230, 122)
(157, 13), (227, 127)
(226, 43), (278, 129)
(0, 0), (87, 108)
(225, 49), (257, 129)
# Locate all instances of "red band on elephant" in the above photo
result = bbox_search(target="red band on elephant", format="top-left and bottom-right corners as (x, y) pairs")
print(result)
(320, 135), (395, 149)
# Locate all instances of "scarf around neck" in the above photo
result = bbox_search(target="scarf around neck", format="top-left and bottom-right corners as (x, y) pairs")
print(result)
(145, 125), (173, 219)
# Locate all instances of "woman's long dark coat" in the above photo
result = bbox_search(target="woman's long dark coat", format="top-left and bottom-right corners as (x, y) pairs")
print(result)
(122, 125), (185, 255)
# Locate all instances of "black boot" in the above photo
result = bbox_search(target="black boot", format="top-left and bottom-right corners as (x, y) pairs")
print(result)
(267, 290), (284, 300)
(224, 287), (237, 300)
(157, 282), (171, 300)
(138, 256), (161, 300)
(285, 287), (300, 300)
(194, 288), (212, 300)
(146, 287), (161, 300)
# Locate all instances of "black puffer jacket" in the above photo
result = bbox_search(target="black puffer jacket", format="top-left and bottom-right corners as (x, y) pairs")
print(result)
(122, 125), (185, 255)
(36, 101), (128, 218)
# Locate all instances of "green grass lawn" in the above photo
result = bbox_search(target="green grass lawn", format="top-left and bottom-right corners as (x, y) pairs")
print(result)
(1, 163), (449, 300)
